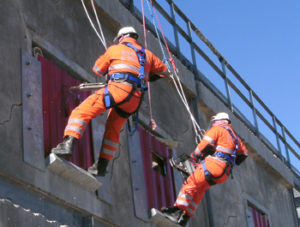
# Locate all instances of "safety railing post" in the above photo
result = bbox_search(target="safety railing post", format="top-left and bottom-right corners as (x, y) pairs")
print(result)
(220, 58), (233, 112)
(272, 115), (282, 157)
(249, 89), (259, 137)
(170, 1), (180, 56)
(122, 0), (133, 11)
(187, 21), (199, 80)
(281, 126), (291, 167)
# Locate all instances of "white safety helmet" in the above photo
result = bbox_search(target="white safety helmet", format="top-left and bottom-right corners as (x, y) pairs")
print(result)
(113, 26), (138, 42)
(211, 112), (231, 123)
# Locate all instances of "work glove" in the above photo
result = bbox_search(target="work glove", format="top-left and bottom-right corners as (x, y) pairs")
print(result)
(190, 158), (199, 169)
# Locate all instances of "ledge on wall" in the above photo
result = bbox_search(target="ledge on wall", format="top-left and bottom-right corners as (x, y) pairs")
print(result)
(149, 208), (181, 227)
(46, 153), (102, 192)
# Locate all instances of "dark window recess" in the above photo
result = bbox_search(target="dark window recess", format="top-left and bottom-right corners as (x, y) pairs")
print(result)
(247, 203), (270, 227)
(152, 152), (167, 176)
(138, 128), (176, 210)
(39, 55), (94, 170)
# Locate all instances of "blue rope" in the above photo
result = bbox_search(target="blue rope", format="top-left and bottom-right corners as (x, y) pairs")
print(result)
(145, 0), (170, 70)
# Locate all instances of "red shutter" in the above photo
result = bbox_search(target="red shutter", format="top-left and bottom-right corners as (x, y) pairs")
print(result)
(251, 207), (270, 227)
(138, 127), (176, 210)
(39, 55), (94, 169)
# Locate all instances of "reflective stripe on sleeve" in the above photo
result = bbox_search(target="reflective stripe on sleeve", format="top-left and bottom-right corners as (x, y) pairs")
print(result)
(194, 147), (201, 155)
(203, 136), (215, 145)
(93, 65), (105, 76)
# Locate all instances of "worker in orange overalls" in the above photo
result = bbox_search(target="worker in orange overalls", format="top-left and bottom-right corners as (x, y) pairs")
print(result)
(52, 26), (170, 176)
(161, 112), (248, 226)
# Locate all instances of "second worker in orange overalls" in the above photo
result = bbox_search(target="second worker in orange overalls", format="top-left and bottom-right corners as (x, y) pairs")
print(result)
(161, 112), (248, 226)
(52, 26), (170, 176)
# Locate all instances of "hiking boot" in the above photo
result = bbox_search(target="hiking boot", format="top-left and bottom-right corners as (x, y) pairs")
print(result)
(51, 136), (77, 157)
(178, 213), (190, 226)
(88, 158), (109, 177)
(160, 206), (183, 223)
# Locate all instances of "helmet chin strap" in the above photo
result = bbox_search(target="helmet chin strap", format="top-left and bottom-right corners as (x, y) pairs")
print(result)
(212, 120), (229, 127)
(118, 34), (131, 43)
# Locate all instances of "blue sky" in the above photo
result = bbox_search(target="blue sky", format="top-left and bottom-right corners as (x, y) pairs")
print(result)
(173, 0), (300, 131)
(134, 0), (299, 168)
(175, 0), (300, 169)
(172, 0), (300, 167)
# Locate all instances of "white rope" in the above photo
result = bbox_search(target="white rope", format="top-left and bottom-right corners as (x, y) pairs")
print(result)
(90, 0), (107, 49)
(169, 70), (205, 144)
(81, 0), (107, 50)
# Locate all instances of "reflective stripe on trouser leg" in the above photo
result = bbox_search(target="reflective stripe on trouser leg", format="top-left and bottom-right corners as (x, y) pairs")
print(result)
(174, 192), (194, 215)
(100, 108), (128, 160)
(64, 118), (87, 139)
(100, 139), (118, 160)
(175, 163), (211, 217)
(64, 91), (106, 139)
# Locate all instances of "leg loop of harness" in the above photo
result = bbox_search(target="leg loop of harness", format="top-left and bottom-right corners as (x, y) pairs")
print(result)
(104, 86), (115, 108)
(103, 85), (135, 110)
(201, 161), (216, 186)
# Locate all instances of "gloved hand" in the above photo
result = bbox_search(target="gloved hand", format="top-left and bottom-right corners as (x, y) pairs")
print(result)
(190, 159), (199, 169)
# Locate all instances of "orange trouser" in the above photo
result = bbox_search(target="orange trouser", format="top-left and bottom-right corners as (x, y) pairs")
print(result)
(64, 81), (142, 160)
(174, 156), (229, 217)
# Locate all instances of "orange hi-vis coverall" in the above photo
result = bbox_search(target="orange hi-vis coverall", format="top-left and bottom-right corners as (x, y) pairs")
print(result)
(64, 37), (168, 161)
(174, 123), (248, 217)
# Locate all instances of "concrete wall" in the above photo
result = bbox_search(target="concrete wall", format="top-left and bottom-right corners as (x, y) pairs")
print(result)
(0, 0), (297, 227)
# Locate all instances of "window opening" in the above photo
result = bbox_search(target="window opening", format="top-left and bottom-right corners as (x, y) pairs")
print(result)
(152, 151), (167, 176)
(247, 202), (270, 227)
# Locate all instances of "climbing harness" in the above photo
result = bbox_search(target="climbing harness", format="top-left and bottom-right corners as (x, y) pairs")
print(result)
(201, 126), (239, 185)
(102, 41), (148, 133)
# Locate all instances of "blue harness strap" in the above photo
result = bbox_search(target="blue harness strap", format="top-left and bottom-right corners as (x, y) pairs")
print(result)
(122, 42), (148, 91)
(221, 126), (239, 166)
(104, 86), (111, 108)
(110, 73), (141, 85)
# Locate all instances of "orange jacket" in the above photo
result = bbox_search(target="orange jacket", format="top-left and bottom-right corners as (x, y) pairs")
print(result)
(192, 123), (248, 162)
(93, 37), (168, 81)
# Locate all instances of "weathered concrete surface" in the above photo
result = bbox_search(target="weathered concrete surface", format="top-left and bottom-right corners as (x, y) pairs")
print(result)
(0, 0), (298, 227)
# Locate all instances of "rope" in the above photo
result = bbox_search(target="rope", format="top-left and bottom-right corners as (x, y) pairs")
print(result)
(81, 0), (107, 50)
(146, 0), (205, 144)
(142, 0), (157, 130)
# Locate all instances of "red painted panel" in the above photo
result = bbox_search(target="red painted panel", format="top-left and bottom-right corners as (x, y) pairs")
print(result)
(39, 55), (94, 170)
(138, 127), (175, 210)
(251, 207), (270, 227)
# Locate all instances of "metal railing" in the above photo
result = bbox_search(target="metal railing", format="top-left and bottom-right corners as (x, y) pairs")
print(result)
(120, 0), (300, 177)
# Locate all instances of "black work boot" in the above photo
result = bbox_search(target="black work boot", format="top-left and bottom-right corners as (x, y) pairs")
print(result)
(88, 158), (109, 177)
(160, 206), (183, 223)
(178, 213), (190, 227)
(51, 136), (77, 157)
